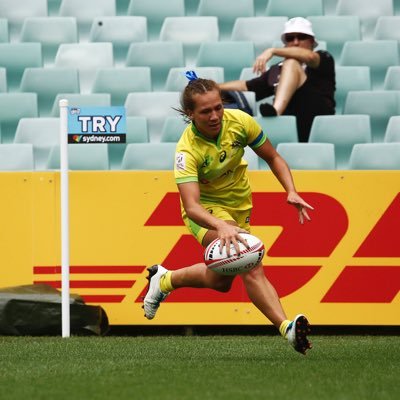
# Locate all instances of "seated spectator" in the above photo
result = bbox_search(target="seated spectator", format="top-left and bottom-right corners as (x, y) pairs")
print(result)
(219, 17), (336, 142)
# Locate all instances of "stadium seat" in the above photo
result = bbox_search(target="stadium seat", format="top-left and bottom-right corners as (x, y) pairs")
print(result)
(125, 91), (180, 142)
(126, 42), (184, 91)
(0, 0), (47, 41)
(160, 116), (187, 142)
(46, 144), (110, 170)
(14, 117), (59, 170)
(165, 67), (224, 92)
(0, 144), (34, 171)
(127, 0), (185, 40)
(335, 66), (371, 114)
(20, 17), (78, 66)
(92, 67), (151, 106)
(265, 0), (323, 18)
(0, 43), (42, 91)
(231, 17), (288, 56)
(0, 67), (6, 92)
(339, 40), (399, 90)
(336, 0), (393, 40)
(20, 67), (80, 117)
(309, 115), (372, 169)
(160, 17), (219, 66)
(108, 116), (149, 169)
(276, 142), (336, 170)
(196, 41), (255, 82)
(384, 116), (400, 143)
(383, 66), (400, 90)
(343, 90), (399, 143)
(121, 142), (177, 170)
(196, 0), (254, 39)
(243, 146), (260, 170)
(0, 18), (8, 42)
(89, 16), (147, 65)
(59, 0), (116, 39)
(185, 0), (199, 16)
(255, 116), (298, 148)
(0, 93), (38, 143)
(54, 43), (114, 93)
(373, 16), (400, 43)
(349, 143), (400, 170)
(307, 16), (361, 60)
(239, 67), (258, 82)
(51, 93), (111, 117)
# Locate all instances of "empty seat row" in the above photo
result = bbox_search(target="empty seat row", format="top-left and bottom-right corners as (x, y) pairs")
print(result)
(2, 141), (400, 171)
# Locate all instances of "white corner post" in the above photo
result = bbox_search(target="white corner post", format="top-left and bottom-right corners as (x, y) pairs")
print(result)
(59, 99), (70, 338)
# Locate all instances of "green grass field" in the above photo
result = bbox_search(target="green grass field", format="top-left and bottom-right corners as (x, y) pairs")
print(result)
(0, 335), (399, 400)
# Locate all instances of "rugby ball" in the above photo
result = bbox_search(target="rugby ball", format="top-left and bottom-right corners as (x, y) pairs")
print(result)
(204, 233), (265, 276)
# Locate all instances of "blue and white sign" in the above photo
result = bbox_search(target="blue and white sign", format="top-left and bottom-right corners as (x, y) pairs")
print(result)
(67, 106), (126, 144)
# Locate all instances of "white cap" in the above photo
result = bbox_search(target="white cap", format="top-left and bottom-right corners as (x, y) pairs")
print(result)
(281, 17), (318, 47)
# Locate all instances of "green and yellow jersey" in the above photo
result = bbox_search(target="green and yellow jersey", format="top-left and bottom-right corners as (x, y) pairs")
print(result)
(174, 109), (266, 211)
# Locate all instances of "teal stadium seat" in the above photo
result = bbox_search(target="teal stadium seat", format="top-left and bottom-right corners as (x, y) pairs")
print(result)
(165, 67), (224, 92)
(160, 17), (219, 66)
(231, 17), (287, 56)
(335, 66), (371, 114)
(308, 16), (361, 60)
(336, 0), (393, 40)
(0, 67), (6, 92)
(0, 0), (47, 41)
(266, 0), (323, 18)
(14, 117), (59, 170)
(108, 116), (149, 169)
(0, 144), (34, 171)
(196, 0), (254, 39)
(127, 0), (184, 40)
(309, 115), (372, 169)
(20, 67), (80, 116)
(0, 93), (38, 143)
(160, 116), (187, 142)
(255, 116), (298, 148)
(59, 0), (116, 39)
(185, 0), (199, 16)
(383, 66), (400, 90)
(125, 91), (180, 142)
(51, 93), (111, 117)
(46, 144), (110, 170)
(349, 143), (400, 170)
(121, 142), (177, 170)
(20, 17), (78, 66)
(374, 16), (400, 44)
(54, 43), (114, 93)
(339, 40), (399, 90)
(276, 142), (335, 170)
(92, 67), (151, 106)
(384, 116), (400, 143)
(0, 18), (9, 42)
(89, 16), (147, 65)
(0, 43), (42, 91)
(126, 42), (184, 91)
(243, 146), (260, 170)
(196, 41), (255, 82)
(344, 90), (399, 143)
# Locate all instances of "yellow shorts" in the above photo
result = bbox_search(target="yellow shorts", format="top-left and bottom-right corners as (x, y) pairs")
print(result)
(182, 205), (251, 245)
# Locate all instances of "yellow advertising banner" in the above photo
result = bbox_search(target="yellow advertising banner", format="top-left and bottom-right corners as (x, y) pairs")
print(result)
(0, 171), (399, 326)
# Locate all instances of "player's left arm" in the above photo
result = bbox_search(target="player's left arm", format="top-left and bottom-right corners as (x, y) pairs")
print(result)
(253, 139), (314, 224)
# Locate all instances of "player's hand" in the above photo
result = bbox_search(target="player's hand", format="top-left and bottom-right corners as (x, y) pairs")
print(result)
(287, 192), (314, 224)
(216, 222), (249, 257)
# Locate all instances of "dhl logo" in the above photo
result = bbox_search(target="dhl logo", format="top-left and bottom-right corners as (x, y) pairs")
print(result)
(34, 191), (400, 305)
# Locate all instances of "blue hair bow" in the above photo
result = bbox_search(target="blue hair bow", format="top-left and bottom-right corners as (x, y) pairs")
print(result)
(185, 70), (199, 82)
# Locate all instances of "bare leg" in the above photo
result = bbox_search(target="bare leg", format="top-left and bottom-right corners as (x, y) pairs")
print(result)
(273, 58), (307, 115)
(241, 264), (287, 328)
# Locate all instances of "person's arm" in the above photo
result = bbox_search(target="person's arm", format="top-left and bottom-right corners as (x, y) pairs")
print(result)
(252, 139), (314, 223)
(218, 80), (248, 92)
(253, 47), (320, 74)
(177, 181), (248, 253)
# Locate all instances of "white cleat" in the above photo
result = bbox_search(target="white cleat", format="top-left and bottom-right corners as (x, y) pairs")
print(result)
(143, 264), (169, 320)
(286, 314), (312, 355)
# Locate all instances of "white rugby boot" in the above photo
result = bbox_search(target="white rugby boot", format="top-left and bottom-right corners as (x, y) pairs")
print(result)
(286, 314), (312, 355)
(143, 264), (169, 320)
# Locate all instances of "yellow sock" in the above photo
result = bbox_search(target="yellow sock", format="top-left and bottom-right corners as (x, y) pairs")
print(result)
(279, 319), (291, 339)
(159, 271), (174, 293)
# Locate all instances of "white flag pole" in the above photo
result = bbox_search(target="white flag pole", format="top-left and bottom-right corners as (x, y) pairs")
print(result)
(59, 99), (70, 338)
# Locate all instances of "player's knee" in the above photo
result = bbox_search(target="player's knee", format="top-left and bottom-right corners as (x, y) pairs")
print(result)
(212, 279), (233, 292)
(241, 263), (264, 282)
